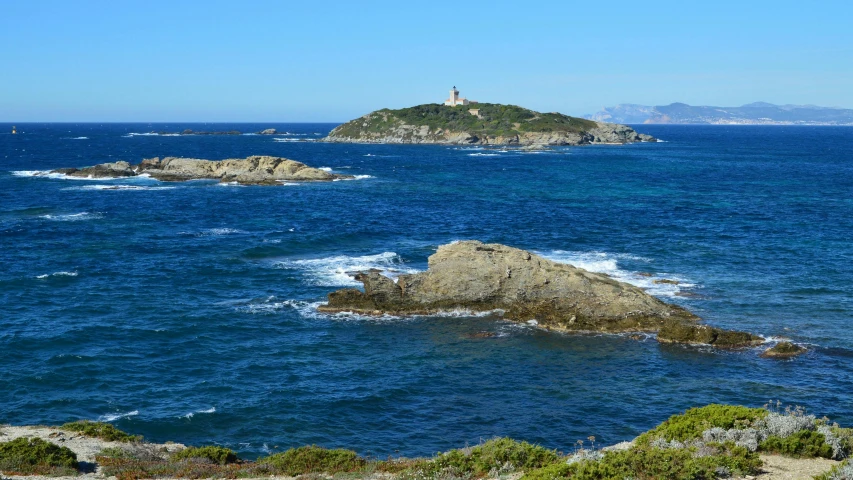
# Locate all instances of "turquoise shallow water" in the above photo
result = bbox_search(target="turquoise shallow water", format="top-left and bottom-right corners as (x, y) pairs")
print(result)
(1, 123), (851, 457)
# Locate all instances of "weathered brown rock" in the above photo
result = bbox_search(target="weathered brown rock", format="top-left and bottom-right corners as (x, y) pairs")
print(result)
(320, 241), (700, 334)
(60, 161), (136, 178)
(51, 156), (352, 185)
(760, 341), (807, 359)
(657, 319), (763, 348)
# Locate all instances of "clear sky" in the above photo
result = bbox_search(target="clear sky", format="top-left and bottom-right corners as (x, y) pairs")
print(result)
(1, 0), (851, 122)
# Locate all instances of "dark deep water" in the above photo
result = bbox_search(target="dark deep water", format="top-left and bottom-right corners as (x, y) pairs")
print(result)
(1, 123), (851, 458)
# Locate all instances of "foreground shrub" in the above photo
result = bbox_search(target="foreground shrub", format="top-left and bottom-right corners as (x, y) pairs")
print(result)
(61, 420), (142, 442)
(816, 460), (853, 480)
(0, 437), (79, 475)
(256, 445), (366, 475)
(522, 442), (760, 480)
(171, 446), (239, 465)
(637, 404), (767, 443)
(759, 430), (834, 458)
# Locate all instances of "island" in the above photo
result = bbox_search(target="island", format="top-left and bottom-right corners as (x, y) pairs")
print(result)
(49, 156), (352, 185)
(323, 88), (656, 146)
(319, 240), (782, 352)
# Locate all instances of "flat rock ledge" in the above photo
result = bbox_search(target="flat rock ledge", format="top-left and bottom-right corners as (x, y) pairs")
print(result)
(319, 241), (762, 348)
(51, 156), (352, 185)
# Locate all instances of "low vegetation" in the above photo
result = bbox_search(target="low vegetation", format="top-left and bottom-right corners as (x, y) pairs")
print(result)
(0, 437), (79, 476)
(331, 103), (599, 139)
(61, 420), (142, 442)
(7, 403), (853, 479)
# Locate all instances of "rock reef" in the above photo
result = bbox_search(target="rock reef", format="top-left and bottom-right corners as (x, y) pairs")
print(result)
(319, 241), (761, 348)
(323, 103), (656, 146)
(51, 156), (351, 185)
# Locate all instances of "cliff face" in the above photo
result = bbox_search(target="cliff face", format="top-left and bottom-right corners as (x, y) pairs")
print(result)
(324, 103), (656, 146)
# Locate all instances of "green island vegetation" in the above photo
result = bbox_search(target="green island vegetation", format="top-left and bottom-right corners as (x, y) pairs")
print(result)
(330, 103), (599, 139)
(60, 420), (143, 442)
(2, 403), (852, 479)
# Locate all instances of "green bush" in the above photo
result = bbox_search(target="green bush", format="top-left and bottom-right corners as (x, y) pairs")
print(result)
(171, 446), (239, 465)
(0, 437), (79, 475)
(256, 445), (366, 475)
(637, 404), (767, 443)
(759, 430), (834, 458)
(61, 420), (142, 442)
(402, 437), (560, 479)
(522, 442), (761, 480)
(814, 459), (852, 480)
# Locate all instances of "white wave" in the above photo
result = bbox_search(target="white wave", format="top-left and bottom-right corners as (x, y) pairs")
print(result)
(318, 167), (333, 172)
(199, 228), (246, 236)
(184, 407), (216, 418)
(273, 138), (303, 142)
(62, 136), (89, 140)
(65, 185), (176, 191)
(273, 251), (419, 287)
(538, 250), (693, 298)
(364, 154), (375, 157)
(333, 175), (373, 181)
(40, 212), (102, 222)
(467, 153), (501, 157)
(12, 170), (130, 181)
(123, 132), (159, 137)
(36, 271), (78, 279)
(99, 410), (139, 422)
(216, 181), (244, 187)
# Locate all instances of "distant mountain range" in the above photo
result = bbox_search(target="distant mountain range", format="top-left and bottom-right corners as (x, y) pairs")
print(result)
(585, 102), (853, 125)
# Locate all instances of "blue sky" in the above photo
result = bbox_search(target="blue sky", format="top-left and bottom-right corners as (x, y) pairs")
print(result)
(1, 0), (851, 121)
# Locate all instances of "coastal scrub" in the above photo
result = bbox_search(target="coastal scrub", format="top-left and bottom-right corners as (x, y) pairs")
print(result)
(0, 437), (79, 476)
(61, 420), (142, 442)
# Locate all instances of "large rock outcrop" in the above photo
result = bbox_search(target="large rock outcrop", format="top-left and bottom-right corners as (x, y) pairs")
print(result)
(323, 103), (656, 146)
(319, 241), (695, 332)
(51, 156), (351, 185)
(319, 241), (761, 348)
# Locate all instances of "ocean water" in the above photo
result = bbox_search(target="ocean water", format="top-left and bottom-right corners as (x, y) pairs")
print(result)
(1, 123), (852, 458)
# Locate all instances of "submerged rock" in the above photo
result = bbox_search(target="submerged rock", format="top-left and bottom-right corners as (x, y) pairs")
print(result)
(760, 341), (807, 359)
(50, 156), (352, 185)
(258, 128), (278, 135)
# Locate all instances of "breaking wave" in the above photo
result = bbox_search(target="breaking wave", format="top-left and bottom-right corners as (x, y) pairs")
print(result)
(273, 251), (420, 287)
(538, 250), (695, 298)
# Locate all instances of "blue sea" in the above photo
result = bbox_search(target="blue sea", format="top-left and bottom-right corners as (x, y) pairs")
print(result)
(1, 123), (851, 458)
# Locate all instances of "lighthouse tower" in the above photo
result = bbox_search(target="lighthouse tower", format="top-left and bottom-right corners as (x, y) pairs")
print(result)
(444, 86), (471, 106)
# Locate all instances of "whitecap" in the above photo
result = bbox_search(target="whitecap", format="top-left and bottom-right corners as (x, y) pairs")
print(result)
(99, 410), (139, 422)
(123, 132), (159, 137)
(333, 175), (373, 181)
(40, 212), (102, 221)
(64, 185), (176, 191)
(538, 250), (694, 298)
(467, 153), (501, 157)
(36, 271), (78, 279)
(198, 228), (247, 236)
(273, 251), (419, 287)
(318, 167), (333, 172)
(183, 407), (216, 419)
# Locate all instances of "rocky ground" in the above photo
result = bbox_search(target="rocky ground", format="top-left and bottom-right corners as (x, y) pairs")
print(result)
(320, 240), (786, 353)
(48, 156), (352, 185)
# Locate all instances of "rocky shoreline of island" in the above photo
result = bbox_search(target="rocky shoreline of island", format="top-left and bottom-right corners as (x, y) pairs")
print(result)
(319, 241), (806, 358)
(322, 103), (657, 146)
(44, 156), (352, 185)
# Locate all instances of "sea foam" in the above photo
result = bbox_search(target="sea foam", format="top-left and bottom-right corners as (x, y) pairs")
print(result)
(39, 212), (102, 222)
(99, 410), (139, 422)
(273, 251), (419, 287)
(538, 250), (694, 298)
